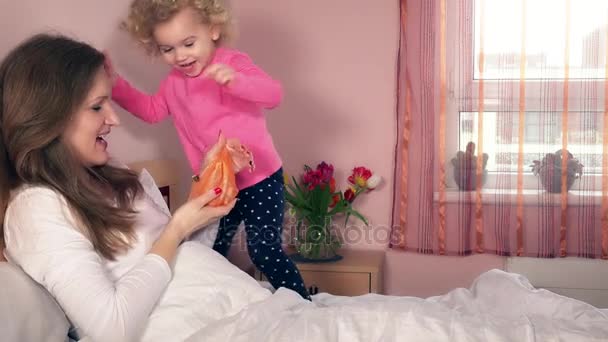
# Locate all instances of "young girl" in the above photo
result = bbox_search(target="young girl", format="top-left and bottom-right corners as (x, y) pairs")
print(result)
(108, 0), (310, 300)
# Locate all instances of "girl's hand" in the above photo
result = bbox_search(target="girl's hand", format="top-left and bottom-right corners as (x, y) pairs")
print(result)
(102, 51), (117, 86)
(203, 63), (235, 85)
(199, 131), (227, 171)
(168, 188), (236, 240)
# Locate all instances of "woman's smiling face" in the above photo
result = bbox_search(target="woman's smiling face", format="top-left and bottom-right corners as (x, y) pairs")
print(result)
(62, 68), (120, 167)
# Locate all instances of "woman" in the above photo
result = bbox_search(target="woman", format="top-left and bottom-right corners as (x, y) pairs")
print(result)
(0, 33), (236, 341)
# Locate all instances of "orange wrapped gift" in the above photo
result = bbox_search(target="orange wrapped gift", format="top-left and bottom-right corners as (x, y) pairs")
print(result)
(188, 134), (254, 206)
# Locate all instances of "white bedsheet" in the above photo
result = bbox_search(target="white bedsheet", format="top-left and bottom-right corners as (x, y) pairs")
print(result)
(142, 242), (608, 342)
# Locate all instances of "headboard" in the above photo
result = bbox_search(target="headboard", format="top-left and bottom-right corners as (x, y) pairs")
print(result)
(127, 159), (180, 211)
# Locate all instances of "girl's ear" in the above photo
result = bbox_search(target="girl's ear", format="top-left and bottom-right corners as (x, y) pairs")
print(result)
(211, 25), (221, 41)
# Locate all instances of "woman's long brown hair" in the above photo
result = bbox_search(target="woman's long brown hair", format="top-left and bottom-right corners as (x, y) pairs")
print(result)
(0, 34), (143, 260)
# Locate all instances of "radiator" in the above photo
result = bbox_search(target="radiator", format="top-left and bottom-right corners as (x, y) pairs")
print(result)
(505, 257), (608, 309)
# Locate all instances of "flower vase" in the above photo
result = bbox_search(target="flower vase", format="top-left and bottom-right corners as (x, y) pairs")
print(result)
(293, 216), (343, 262)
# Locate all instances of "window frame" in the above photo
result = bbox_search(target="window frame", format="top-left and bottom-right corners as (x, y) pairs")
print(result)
(444, 0), (607, 191)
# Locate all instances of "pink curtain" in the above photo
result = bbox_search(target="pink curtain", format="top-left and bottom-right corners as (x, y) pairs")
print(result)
(391, 0), (608, 259)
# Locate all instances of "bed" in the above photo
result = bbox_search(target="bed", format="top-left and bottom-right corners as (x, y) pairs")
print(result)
(2, 252), (608, 342)
(2, 160), (607, 342)
(139, 242), (608, 342)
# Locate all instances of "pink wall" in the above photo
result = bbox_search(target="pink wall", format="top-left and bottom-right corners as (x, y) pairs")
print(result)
(231, 0), (398, 248)
(0, 0), (505, 297)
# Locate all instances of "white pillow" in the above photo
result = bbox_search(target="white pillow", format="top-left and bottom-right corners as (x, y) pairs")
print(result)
(0, 262), (70, 342)
(187, 220), (220, 247)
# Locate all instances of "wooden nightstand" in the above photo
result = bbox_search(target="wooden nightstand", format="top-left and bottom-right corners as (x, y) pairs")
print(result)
(255, 249), (385, 296)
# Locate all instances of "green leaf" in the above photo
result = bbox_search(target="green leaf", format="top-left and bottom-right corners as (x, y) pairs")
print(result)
(291, 176), (305, 194)
(344, 212), (352, 226)
(328, 199), (348, 216)
(346, 208), (368, 226)
(285, 178), (314, 211)
(286, 183), (304, 200)
(309, 186), (331, 217)
(284, 191), (308, 210)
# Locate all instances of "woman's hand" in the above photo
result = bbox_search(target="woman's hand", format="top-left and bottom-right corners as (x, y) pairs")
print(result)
(151, 188), (235, 262)
(168, 188), (236, 240)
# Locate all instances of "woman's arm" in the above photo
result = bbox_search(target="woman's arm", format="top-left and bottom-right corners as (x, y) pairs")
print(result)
(4, 188), (170, 342)
(4, 187), (233, 342)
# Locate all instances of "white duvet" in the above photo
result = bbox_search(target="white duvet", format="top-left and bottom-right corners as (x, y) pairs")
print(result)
(141, 242), (608, 342)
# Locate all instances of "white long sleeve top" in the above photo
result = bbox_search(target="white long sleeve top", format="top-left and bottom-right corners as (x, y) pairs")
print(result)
(3, 169), (173, 342)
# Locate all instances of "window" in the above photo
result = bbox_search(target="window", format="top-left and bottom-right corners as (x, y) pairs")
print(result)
(458, 111), (603, 174)
(448, 0), (608, 190)
(474, 0), (608, 80)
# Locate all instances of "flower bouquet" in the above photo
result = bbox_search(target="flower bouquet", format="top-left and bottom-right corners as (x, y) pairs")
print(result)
(284, 162), (381, 261)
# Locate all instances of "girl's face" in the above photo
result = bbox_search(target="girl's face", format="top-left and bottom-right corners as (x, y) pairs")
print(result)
(153, 7), (221, 77)
(62, 68), (119, 167)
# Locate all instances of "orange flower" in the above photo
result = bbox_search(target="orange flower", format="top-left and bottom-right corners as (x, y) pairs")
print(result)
(329, 178), (336, 192)
(329, 194), (340, 208)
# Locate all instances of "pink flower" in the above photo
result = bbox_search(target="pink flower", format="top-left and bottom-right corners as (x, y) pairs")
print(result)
(303, 162), (336, 190)
(302, 169), (323, 190)
(316, 162), (334, 183)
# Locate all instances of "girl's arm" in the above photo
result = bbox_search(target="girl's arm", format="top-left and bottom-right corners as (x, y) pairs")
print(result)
(112, 74), (171, 124)
(222, 52), (283, 109)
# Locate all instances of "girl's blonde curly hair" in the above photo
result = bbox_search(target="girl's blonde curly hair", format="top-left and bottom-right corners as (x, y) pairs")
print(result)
(122, 0), (234, 56)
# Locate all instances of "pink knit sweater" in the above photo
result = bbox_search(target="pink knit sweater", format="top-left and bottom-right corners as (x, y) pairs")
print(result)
(112, 48), (283, 190)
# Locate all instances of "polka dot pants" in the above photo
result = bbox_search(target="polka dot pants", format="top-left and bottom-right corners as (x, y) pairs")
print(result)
(212, 168), (311, 300)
